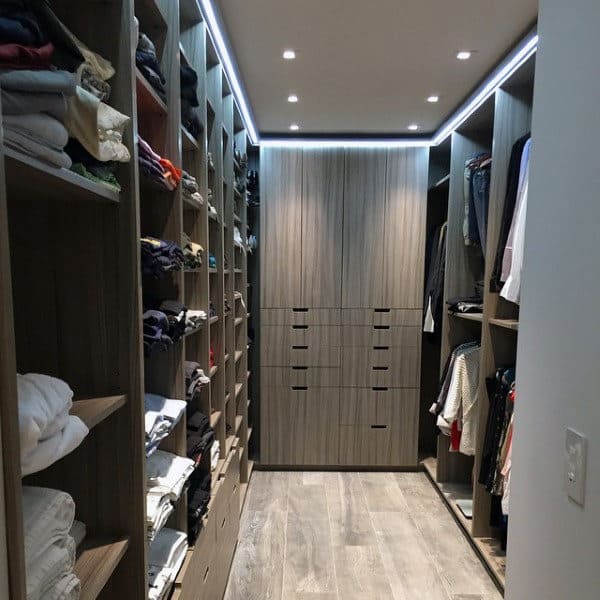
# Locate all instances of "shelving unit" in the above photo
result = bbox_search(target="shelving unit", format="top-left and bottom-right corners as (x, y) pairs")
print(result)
(0, 1), (255, 599)
(421, 55), (535, 593)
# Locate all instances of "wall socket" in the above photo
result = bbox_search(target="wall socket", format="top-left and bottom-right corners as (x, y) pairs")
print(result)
(566, 428), (587, 506)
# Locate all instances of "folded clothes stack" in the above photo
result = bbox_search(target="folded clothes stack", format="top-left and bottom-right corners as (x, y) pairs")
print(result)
(22, 486), (80, 600)
(145, 393), (187, 457)
(186, 411), (215, 466)
(208, 253), (217, 269)
(137, 32), (166, 102)
(182, 232), (203, 269)
(146, 450), (195, 542)
(185, 310), (207, 335)
(141, 236), (184, 278)
(69, 520), (86, 548)
(148, 528), (188, 600)
(143, 310), (173, 356)
(181, 170), (203, 205)
(180, 64), (201, 138)
(159, 300), (187, 341)
(187, 470), (211, 543)
(185, 362), (210, 402)
(233, 226), (244, 249)
(447, 294), (484, 314)
(17, 373), (89, 477)
(138, 136), (181, 191)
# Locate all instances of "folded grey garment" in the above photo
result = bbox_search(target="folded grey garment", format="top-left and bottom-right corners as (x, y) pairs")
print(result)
(1, 90), (68, 121)
(69, 520), (86, 548)
(3, 113), (69, 149)
(0, 69), (76, 95)
(4, 129), (72, 169)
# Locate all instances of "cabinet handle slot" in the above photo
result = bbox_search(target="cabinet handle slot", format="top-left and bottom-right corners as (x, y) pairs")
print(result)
(374, 308), (391, 313)
(372, 387), (388, 391)
(373, 346), (389, 350)
(293, 308), (308, 312)
(292, 345), (308, 350)
(292, 366), (308, 370)
(291, 386), (308, 391)
(371, 424), (388, 429)
(203, 566), (210, 583)
(292, 325), (309, 329)
(374, 325), (390, 330)
(372, 366), (389, 371)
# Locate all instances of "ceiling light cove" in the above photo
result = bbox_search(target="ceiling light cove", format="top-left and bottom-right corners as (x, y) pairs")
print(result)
(427, 95), (440, 103)
(289, 123), (300, 131)
(456, 51), (472, 60)
(287, 94), (299, 103)
(408, 124), (419, 131)
(282, 49), (296, 60)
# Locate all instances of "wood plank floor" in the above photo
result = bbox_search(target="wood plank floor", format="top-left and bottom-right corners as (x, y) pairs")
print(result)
(224, 472), (502, 600)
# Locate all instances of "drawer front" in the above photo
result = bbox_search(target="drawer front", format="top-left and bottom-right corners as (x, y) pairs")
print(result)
(261, 325), (342, 364)
(339, 388), (419, 426)
(341, 325), (421, 348)
(261, 367), (340, 387)
(178, 521), (215, 599)
(261, 386), (339, 465)
(341, 346), (420, 387)
(262, 343), (341, 367)
(261, 308), (341, 326)
(341, 309), (422, 326)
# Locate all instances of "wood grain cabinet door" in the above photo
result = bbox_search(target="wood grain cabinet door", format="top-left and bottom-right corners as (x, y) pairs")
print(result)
(341, 149), (387, 308)
(301, 149), (344, 308)
(382, 148), (429, 308)
(260, 148), (303, 307)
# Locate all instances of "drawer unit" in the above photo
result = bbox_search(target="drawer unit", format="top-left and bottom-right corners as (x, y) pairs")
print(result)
(177, 518), (215, 600)
(341, 325), (421, 348)
(261, 386), (339, 465)
(341, 345), (420, 387)
(339, 388), (419, 426)
(341, 308), (422, 326)
(261, 366), (341, 387)
(261, 325), (341, 366)
(261, 308), (341, 326)
(262, 343), (341, 368)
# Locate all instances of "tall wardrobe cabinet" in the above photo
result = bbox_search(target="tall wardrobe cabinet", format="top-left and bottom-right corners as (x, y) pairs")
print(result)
(260, 147), (429, 467)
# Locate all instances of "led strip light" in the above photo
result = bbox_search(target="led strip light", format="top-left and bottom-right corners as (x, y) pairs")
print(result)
(199, 0), (537, 148)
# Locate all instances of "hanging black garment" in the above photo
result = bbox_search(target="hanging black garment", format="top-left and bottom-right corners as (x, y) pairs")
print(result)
(423, 223), (447, 333)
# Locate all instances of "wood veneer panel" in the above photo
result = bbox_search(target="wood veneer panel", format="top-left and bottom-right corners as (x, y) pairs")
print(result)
(301, 149), (344, 307)
(260, 148), (302, 307)
(341, 149), (387, 308)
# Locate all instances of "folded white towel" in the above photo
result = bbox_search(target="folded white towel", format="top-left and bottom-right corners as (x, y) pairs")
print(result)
(26, 536), (75, 600)
(43, 572), (80, 600)
(144, 395), (186, 438)
(146, 493), (174, 541)
(21, 487), (75, 575)
(148, 528), (188, 600)
(146, 451), (195, 500)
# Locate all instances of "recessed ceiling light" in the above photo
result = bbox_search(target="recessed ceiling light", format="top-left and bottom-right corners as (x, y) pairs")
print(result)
(283, 49), (296, 60)
(289, 123), (300, 131)
(456, 51), (472, 60)
(288, 94), (299, 103)
(408, 124), (419, 131)
(427, 95), (440, 103)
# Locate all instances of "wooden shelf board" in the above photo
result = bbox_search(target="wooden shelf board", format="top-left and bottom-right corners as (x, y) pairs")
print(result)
(235, 415), (243, 435)
(75, 537), (129, 600)
(225, 434), (236, 457)
(224, 353), (230, 363)
(234, 268), (242, 274)
(70, 395), (126, 430)
(212, 458), (226, 482)
(234, 382), (243, 399)
(234, 317), (243, 326)
(182, 126), (200, 151)
(240, 482), (249, 513)
(225, 393), (231, 404)
(209, 316), (219, 325)
(210, 410), (222, 428)
(137, 0), (168, 31)
(135, 68), (167, 116)
(449, 311), (483, 323)
(233, 213), (241, 224)
(4, 148), (120, 204)
(209, 366), (218, 378)
(247, 426), (253, 443)
(234, 350), (242, 363)
(489, 318), (519, 331)
(208, 267), (217, 274)
(183, 325), (204, 338)
(223, 269), (230, 275)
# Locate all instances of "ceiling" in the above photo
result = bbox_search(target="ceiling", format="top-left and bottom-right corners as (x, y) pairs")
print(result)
(216, 0), (537, 137)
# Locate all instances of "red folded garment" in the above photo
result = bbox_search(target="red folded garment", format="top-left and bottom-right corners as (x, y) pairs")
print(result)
(0, 41), (54, 69)
(159, 157), (182, 187)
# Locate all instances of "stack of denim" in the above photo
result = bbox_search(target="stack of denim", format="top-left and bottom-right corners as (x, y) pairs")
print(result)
(463, 153), (492, 251)
(141, 237), (184, 278)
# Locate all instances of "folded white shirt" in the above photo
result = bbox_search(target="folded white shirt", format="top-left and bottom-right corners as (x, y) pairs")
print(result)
(148, 528), (188, 600)
(146, 450), (195, 500)
(146, 492), (174, 541)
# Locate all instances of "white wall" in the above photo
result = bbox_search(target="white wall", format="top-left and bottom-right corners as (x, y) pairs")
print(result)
(506, 1), (600, 598)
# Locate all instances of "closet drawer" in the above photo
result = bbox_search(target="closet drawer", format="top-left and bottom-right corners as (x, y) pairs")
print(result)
(341, 309), (421, 326)
(262, 343), (341, 367)
(341, 325), (421, 347)
(261, 308), (341, 325)
(219, 450), (240, 523)
(177, 518), (215, 600)
(261, 366), (341, 387)
(341, 346), (420, 387)
(262, 325), (341, 352)
(213, 487), (240, 598)
(261, 386), (339, 465)
(340, 388), (419, 426)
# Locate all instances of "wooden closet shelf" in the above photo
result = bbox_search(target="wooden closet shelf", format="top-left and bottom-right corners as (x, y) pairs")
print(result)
(234, 188), (243, 200)
(234, 383), (243, 398)
(182, 126), (200, 151)
(4, 148), (120, 204)
(210, 410), (222, 428)
(70, 395), (126, 430)
(225, 434), (236, 457)
(183, 325), (204, 338)
(212, 458), (226, 483)
(234, 317), (243, 326)
(235, 415), (243, 435)
(209, 315), (219, 325)
(233, 213), (242, 225)
(225, 393), (231, 404)
(136, 68), (168, 116)
(74, 537), (129, 600)
(209, 366), (218, 378)
(234, 268), (242, 274)
(489, 318), (519, 331)
(247, 426), (253, 443)
(223, 269), (230, 275)
(234, 350), (242, 363)
(449, 311), (483, 323)
(208, 267), (217, 274)
(136, 0), (168, 31)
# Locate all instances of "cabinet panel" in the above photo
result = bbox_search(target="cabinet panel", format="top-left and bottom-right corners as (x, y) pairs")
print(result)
(341, 149), (387, 307)
(302, 149), (344, 307)
(260, 308), (341, 326)
(382, 148), (429, 308)
(340, 309), (422, 326)
(261, 367), (341, 388)
(261, 387), (339, 465)
(260, 148), (303, 307)
(341, 325), (421, 348)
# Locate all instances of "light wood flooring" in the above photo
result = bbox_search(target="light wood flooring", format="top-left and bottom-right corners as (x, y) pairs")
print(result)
(224, 471), (502, 600)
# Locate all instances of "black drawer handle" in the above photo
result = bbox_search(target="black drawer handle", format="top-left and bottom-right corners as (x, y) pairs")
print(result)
(372, 387), (388, 391)
(373, 346), (389, 350)
(293, 308), (308, 312)
(374, 325), (390, 330)
(221, 517), (227, 528)
(371, 424), (388, 429)
(374, 308), (391, 313)
(292, 345), (308, 350)
(292, 325), (309, 329)
(203, 566), (210, 583)
(291, 386), (308, 390)
(292, 366), (308, 370)
(372, 366), (389, 371)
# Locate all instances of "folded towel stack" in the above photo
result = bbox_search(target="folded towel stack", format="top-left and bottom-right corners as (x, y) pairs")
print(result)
(137, 32), (166, 103)
(17, 373), (89, 477)
(233, 226), (244, 249)
(182, 232), (203, 269)
(186, 411), (215, 466)
(141, 237), (184, 278)
(184, 362), (210, 401)
(146, 450), (195, 541)
(138, 136), (181, 191)
(187, 470), (211, 543)
(145, 393), (187, 457)
(181, 170), (203, 206)
(148, 528), (188, 600)
(184, 309), (207, 335)
(180, 64), (201, 138)
(22, 486), (80, 600)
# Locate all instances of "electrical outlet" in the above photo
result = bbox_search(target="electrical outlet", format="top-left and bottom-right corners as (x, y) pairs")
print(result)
(566, 428), (587, 506)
